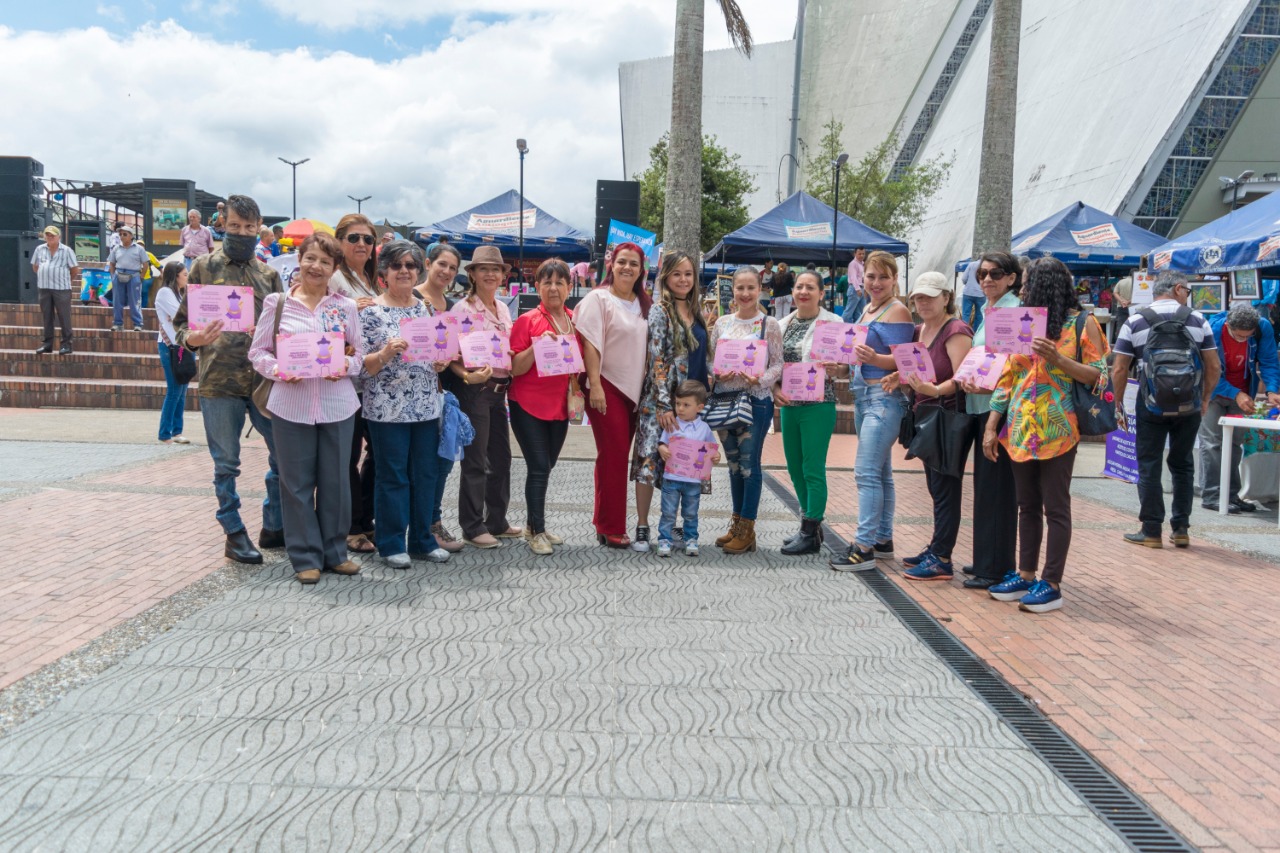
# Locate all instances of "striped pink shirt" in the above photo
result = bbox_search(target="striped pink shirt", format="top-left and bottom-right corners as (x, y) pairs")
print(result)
(249, 288), (363, 424)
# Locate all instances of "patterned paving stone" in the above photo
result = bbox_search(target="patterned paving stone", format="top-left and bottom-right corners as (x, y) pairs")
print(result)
(0, 459), (1127, 851)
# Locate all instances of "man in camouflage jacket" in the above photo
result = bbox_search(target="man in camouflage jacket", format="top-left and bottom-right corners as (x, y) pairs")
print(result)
(174, 194), (285, 564)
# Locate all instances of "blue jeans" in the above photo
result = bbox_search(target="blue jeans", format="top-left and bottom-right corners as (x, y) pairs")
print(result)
(962, 294), (986, 333)
(112, 272), (143, 328)
(842, 292), (868, 323)
(200, 395), (283, 535)
(659, 479), (702, 544)
(367, 419), (442, 557)
(720, 395), (773, 521)
(156, 341), (187, 441)
(853, 384), (906, 548)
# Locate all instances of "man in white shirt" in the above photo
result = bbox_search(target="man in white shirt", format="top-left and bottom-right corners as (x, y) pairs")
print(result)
(31, 225), (80, 355)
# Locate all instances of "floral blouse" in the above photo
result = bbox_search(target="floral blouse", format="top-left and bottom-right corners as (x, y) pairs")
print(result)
(359, 300), (443, 423)
(637, 302), (708, 417)
(708, 312), (783, 400)
(781, 314), (838, 405)
(989, 312), (1110, 462)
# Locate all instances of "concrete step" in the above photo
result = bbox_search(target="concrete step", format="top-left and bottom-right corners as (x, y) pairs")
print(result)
(0, 325), (162, 354)
(0, 349), (167, 383)
(0, 376), (200, 411)
(0, 303), (159, 331)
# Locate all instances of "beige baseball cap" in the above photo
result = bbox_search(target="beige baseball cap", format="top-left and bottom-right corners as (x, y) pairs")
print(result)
(910, 270), (952, 300)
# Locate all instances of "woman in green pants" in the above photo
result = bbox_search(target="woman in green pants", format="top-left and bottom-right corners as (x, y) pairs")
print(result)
(775, 270), (848, 554)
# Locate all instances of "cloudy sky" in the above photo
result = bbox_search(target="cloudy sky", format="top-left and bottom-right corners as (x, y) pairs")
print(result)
(1, 1), (797, 232)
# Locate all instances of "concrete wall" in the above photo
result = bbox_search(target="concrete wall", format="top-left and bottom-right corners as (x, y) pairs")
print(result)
(618, 40), (796, 219)
(903, 0), (1250, 282)
(796, 0), (962, 167)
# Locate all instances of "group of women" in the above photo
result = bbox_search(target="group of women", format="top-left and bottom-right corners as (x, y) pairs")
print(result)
(240, 222), (1109, 614)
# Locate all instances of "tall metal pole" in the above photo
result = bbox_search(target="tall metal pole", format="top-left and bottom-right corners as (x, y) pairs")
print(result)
(830, 154), (848, 296)
(348, 195), (371, 213)
(516, 139), (529, 283)
(278, 157), (310, 219)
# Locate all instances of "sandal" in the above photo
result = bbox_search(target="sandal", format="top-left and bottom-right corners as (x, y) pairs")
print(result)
(346, 533), (376, 553)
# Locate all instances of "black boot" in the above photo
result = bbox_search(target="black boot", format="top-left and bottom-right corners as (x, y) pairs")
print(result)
(781, 525), (804, 549)
(258, 528), (285, 549)
(781, 518), (822, 555)
(225, 530), (263, 564)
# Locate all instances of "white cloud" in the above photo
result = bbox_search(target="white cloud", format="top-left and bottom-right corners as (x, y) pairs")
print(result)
(0, 1), (796, 234)
(95, 4), (126, 24)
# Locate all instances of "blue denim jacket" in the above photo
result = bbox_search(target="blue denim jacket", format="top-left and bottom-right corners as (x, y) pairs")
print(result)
(1209, 313), (1280, 401)
(437, 391), (475, 461)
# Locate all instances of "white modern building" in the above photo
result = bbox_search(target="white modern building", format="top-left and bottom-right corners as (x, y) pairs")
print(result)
(619, 0), (1280, 282)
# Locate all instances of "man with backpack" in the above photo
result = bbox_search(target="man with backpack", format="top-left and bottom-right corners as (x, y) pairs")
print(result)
(1111, 272), (1220, 548)
(1199, 304), (1280, 514)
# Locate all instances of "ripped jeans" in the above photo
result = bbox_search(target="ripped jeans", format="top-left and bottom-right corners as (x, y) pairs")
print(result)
(718, 395), (775, 521)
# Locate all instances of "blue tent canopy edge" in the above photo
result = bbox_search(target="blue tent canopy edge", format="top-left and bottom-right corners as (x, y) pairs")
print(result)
(415, 190), (593, 261)
(1150, 189), (1280, 275)
(707, 191), (908, 265)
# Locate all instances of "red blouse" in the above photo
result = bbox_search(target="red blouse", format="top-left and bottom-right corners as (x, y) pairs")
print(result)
(509, 305), (577, 421)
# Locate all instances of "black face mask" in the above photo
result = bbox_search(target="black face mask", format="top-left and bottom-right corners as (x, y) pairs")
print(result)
(223, 232), (258, 263)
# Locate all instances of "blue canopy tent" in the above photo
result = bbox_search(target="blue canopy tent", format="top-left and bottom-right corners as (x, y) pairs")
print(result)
(1007, 202), (1166, 271)
(415, 190), (593, 261)
(1149, 190), (1280, 275)
(706, 191), (909, 266)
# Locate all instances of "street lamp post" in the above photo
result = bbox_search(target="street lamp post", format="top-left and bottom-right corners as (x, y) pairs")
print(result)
(1231, 169), (1256, 211)
(831, 153), (849, 297)
(777, 153), (801, 203)
(347, 195), (371, 213)
(516, 138), (529, 283)
(278, 157), (310, 220)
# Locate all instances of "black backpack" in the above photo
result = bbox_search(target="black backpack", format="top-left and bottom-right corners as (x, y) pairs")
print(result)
(1138, 306), (1202, 415)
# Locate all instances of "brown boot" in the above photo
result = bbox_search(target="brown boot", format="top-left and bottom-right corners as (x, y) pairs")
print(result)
(715, 514), (742, 548)
(723, 518), (756, 554)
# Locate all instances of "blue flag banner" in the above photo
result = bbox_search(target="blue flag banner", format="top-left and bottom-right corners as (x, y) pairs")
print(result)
(607, 220), (660, 265)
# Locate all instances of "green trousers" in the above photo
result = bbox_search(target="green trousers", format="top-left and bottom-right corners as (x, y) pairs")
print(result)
(780, 403), (837, 520)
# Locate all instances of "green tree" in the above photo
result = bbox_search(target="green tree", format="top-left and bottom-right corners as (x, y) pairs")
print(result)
(803, 117), (952, 242)
(636, 133), (757, 254)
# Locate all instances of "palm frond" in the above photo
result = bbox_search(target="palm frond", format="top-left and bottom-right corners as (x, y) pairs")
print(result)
(716, 0), (754, 56)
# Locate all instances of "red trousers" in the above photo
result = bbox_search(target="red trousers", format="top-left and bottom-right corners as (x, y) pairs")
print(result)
(588, 377), (638, 536)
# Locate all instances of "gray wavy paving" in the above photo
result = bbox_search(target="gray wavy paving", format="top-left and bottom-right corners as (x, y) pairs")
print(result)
(0, 459), (1125, 852)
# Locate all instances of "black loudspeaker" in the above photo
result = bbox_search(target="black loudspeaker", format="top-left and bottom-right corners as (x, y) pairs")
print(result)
(0, 157), (45, 232)
(0, 231), (41, 304)
(595, 180), (641, 253)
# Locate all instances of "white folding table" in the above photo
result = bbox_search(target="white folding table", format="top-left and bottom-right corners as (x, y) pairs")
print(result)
(1219, 415), (1280, 528)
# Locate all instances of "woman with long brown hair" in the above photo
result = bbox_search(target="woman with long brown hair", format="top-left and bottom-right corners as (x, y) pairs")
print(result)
(330, 213), (381, 555)
(628, 250), (708, 551)
(575, 241), (652, 548)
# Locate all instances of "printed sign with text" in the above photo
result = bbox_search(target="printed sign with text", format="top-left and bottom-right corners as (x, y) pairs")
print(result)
(952, 347), (1009, 391)
(713, 339), (768, 377)
(810, 321), (867, 365)
(532, 335), (584, 376)
(984, 307), (1048, 356)
(891, 343), (937, 384)
(665, 436), (718, 481)
(460, 329), (512, 370)
(400, 314), (459, 363)
(781, 362), (825, 402)
(276, 332), (345, 380)
(187, 284), (255, 332)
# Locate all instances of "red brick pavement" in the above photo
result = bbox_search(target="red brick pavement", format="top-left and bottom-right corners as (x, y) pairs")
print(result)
(772, 459), (1280, 853)
(0, 447), (267, 692)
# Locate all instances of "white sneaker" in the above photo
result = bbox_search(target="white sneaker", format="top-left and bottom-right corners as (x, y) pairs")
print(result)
(423, 548), (450, 563)
(631, 525), (651, 552)
(684, 540), (700, 557)
(528, 532), (553, 556)
(385, 553), (411, 569)
(655, 540), (673, 558)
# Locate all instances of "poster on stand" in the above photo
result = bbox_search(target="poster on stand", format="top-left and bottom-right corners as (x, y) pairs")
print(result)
(1102, 380), (1140, 484)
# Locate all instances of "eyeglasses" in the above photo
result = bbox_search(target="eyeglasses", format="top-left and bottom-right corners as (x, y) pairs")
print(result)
(388, 261), (421, 271)
(345, 234), (376, 245)
(977, 269), (1009, 281)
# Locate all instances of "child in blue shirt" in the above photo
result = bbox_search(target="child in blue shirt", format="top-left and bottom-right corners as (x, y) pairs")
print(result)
(656, 380), (720, 556)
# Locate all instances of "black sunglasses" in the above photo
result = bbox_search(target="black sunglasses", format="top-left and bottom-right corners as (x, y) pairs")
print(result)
(388, 261), (421, 271)
(345, 234), (376, 246)
(977, 268), (1011, 281)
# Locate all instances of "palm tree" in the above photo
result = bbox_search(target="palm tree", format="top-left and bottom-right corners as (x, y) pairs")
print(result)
(663, 0), (753, 257)
(971, 0), (1022, 256)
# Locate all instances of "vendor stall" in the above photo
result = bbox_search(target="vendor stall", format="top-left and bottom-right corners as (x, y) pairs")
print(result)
(414, 191), (594, 274)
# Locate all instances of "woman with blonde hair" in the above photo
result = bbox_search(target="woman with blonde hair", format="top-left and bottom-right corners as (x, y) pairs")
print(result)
(628, 250), (709, 551)
(708, 266), (782, 553)
(830, 251), (914, 570)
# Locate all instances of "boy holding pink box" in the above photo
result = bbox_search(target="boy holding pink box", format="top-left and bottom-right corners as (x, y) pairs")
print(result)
(656, 381), (720, 557)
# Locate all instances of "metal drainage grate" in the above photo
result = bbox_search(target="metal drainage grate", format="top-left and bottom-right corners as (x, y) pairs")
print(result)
(763, 473), (1196, 853)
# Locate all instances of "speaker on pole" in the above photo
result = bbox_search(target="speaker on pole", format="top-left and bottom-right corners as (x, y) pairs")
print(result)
(595, 180), (641, 254)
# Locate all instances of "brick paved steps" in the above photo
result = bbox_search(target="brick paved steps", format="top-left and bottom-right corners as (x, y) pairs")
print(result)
(0, 375), (200, 411)
(1, 303), (157, 331)
(0, 326), (161, 355)
(0, 349), (167, 383)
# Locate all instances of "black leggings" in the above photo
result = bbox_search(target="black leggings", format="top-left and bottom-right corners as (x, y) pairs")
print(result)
(509, 399), (569, 534)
